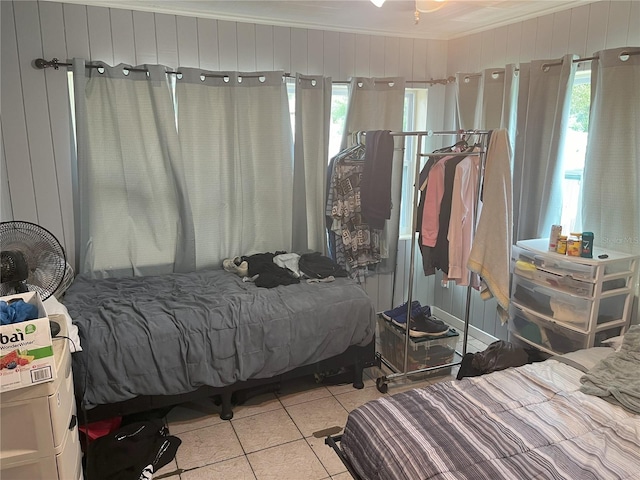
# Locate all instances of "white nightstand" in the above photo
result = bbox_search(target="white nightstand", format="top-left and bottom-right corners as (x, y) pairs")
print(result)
(1, 318), (83, 480)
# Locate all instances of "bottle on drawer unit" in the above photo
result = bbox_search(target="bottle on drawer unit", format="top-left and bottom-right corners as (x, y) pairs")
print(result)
(548, 225), (562, 252)
(581, 232), (594, 258)
(557, 236), (568, 255)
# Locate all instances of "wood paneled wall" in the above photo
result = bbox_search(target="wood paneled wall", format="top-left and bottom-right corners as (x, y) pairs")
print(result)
(0, 0), (450, 269)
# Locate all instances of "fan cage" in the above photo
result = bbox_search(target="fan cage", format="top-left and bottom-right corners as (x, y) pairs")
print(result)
(0, 221), (67, 301)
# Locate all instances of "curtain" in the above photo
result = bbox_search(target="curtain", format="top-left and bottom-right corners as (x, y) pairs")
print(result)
(581, 47), (640, 324)
(582, 47), (640, 255)
(512, 63), (530, 242)
(340, 77), (406, 274)
(513, 55), (577, 241)
(175, 70), (294, 269)
(73, 60), (193, 277)
(292, 74), (332, 254)
(455, 73), (481, 130)
(455, 66), (518, 137)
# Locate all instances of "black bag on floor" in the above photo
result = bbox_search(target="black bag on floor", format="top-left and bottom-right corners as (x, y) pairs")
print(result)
(85, 419), (181, 480)
(471, 340), (529, 374)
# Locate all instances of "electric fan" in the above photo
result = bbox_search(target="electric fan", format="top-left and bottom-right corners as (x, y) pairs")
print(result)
(1, 221), (67, 336)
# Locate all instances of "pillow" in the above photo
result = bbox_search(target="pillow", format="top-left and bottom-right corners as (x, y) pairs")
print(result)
(554, 347), (615, 372)
(43, 296), (82, 352)
(601, 335), (624, 352)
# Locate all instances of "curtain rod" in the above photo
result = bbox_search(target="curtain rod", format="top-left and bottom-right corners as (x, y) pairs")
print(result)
(32, 58), (456, 86)
(541, 50), (638, 69)
(35, 50), (638, 82)
(388, 129), (490, 137)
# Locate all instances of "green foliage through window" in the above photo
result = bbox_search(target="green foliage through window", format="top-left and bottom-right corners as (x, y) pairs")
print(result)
(569, 83), (590, 133)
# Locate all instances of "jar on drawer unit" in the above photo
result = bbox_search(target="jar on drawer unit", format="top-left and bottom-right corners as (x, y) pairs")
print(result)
(567, 233), (582, 257)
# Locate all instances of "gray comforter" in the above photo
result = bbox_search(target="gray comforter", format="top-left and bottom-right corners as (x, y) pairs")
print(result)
(64, 269), (375, 409)
(580, 325), (640, 413)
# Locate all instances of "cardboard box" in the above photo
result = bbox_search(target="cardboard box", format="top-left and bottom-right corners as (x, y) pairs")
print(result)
(377, 315), (458, 373)
(1, 292), (57, 392)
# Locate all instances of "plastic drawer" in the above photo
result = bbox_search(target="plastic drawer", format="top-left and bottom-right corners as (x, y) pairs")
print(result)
(514, 264), (593, 297)
(604, 258), (636, 276)
(377, 316), (458, 373)
(593, 326), (625, 347)
(597, 293), (629, 325)
(509, 306), (589, 354)
(601, 277), (630, 292)
(512, 276), (591, 330)
(532, 254), (596, 281)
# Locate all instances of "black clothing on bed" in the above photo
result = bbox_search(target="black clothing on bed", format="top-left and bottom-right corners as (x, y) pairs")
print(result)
(299, 252), (348, 279)
(241, 251), (300, 288)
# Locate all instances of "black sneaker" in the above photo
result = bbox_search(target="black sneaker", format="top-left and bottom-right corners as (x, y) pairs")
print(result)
(408, 313), (449, 338)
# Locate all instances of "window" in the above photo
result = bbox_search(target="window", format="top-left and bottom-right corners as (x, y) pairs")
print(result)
(399, 88), (428, 237)
(560, 70), (591, 234)
(326, 86), (428, 237)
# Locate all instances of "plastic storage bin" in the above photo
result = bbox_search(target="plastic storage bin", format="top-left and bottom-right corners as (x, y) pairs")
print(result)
(377, 316), (458, 373)
(514, 262), (594, 297)
(508, 305), (623, 355)
(512, 276), (591, 330)
(509, 305), (588, 354)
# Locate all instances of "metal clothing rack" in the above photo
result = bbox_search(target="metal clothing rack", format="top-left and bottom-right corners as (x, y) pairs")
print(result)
(374, 129), (491, 393)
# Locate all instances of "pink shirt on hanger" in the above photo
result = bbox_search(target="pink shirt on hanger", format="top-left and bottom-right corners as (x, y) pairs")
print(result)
(421, 155), (454, 247)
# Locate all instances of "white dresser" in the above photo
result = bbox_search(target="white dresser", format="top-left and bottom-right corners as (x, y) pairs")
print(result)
(0, 319), (83, 480)
(509, 238), (638, 355)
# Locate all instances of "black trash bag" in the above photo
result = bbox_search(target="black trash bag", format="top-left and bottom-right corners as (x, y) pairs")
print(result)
(471, 340), (530, 375)
(85, 419), (181, 480)
(456, 352), (484, 380)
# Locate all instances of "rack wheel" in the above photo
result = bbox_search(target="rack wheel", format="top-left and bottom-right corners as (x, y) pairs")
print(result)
(376, 377), (388, 393)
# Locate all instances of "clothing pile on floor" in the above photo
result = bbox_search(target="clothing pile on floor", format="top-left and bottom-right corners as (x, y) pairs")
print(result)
(381, 300), (449, 338)
(222, 251), (347, 288)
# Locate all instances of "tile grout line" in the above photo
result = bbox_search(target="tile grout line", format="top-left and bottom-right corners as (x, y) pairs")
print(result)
(282, 394), (335, 479)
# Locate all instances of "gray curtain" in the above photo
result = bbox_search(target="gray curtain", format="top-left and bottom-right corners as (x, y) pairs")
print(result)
(292, 74), (332, 254)
(341, 77), (406, 274)
(73, 59), (193, 277)
(581, 47), (640, 323)
(582, 47), (640, 255)
(455, 66), (518, 135)
(176, 70), (294, 269)
(456, 60), (576, 242)
(455, 73), (481, 130)
(514, 54), (577, 241)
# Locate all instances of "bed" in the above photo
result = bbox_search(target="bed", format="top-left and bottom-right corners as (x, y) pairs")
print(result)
(329, 341), (640, 479)
(63, 267), (376, 421)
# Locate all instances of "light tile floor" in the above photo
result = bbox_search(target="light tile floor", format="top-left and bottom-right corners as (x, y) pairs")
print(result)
(155, 335), (489, 480)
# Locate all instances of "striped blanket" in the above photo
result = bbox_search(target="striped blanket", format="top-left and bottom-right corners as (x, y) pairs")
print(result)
(341, 359), (640, 479)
